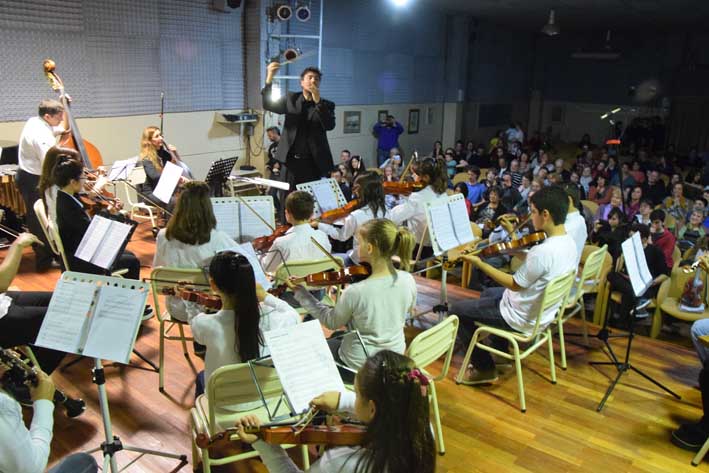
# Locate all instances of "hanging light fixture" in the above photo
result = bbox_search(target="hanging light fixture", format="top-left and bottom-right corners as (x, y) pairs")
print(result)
(541, 9), (560, 36)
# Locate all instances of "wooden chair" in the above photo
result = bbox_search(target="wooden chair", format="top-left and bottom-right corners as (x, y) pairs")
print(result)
(650, 266), (709, 339)
(150, 266), (208, 392)
(455, 271), (576, 412)
(190, 363), (309, 473)
(405, 315), (459, 455)
(552, 245), (607, 369)
(452, 172), (468, 186)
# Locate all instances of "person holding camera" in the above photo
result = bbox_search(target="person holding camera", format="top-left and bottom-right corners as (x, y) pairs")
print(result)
(373, 115), (404, 166)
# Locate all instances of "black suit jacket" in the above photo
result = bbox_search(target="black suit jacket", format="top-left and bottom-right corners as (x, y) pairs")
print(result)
(55, 191), (105, 275)
(261, 83), (335, 178)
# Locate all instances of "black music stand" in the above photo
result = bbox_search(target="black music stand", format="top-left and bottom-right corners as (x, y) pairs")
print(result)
(205, 157), (238, 197)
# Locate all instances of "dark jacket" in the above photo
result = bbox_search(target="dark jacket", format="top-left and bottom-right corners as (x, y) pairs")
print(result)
(261, 83), (336, 178)
(55, 190), (105, 275)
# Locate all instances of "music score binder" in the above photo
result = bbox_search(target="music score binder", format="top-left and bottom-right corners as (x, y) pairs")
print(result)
(424, 193), (476, 256)
(211, 196), (275, 242)
(75, 215), (136, 271)
(34, 272), (148, 364)
(297, 178), (347, 218)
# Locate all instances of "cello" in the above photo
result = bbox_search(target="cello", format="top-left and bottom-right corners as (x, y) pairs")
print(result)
(43, 59), (104, 170)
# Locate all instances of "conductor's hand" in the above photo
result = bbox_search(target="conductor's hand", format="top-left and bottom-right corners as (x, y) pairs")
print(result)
(29, 369), (55, 402)
(310, 84), (321, 103)
(14, 232), (40, 249)
(266, 62), (281, 84)
(234, 415), (261, 444)
(310, 391), (341, 413)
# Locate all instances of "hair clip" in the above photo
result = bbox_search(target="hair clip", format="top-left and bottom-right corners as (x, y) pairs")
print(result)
(406, 368), (429, 397)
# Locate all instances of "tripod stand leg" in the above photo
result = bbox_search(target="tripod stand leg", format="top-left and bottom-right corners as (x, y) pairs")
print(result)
(131, 348), (159, 371)
(596, 367), (625, 412)
(629, 365), (681, 399)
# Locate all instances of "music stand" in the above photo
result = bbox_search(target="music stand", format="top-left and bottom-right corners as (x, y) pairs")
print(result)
(205, 157), (238, 197)
(590, 233), (681, 411)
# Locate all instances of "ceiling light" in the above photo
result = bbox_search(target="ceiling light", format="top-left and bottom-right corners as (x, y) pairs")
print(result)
(541, 9), (560, 36)
(392, 0), (409, 7)
(295, 2), (311, 21)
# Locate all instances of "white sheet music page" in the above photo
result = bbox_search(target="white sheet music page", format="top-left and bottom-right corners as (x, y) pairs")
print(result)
(92, 220), (133, 270)
(82, 285), (147, 363)
(152, 161), (182, 204)
(621, 232), (653, 297)
(75, 216), (111, 264)
(449, 197), (475, 246)
(212, 200), (239, 239)
(35, 279), (98, 355)
(428, 204), (458, 253)
(310, 180), (339, 212)
(263, 320), (344, 414)
(239, 200), (274, 240)
(229, 243), (272, 290)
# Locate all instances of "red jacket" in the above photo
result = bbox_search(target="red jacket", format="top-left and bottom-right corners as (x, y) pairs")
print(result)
(652, 228), (676, 269)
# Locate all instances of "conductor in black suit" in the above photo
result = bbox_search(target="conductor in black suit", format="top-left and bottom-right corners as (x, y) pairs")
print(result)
(261, 62), (336, 187)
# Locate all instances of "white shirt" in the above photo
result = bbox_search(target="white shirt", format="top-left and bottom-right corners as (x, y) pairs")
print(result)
(318, 206), (390, 264)
(564, 211), (588, 268)
(501, 234), (578, 334)
(153, 228), (237, 321)
(188, 295), (300, 389)
(294, 270), (417, 369)
(18, 117), (63, 175)
(43, 185), (59, 224)
(390, 185), (447, 247)
(0, 392), (54, 473)
(260, 223), (332, 274)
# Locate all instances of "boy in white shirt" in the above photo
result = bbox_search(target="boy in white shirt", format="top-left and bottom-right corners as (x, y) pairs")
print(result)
(562, 183), (589, 268)
(451, 185), (578, 384)
(260, 191), (331, 273)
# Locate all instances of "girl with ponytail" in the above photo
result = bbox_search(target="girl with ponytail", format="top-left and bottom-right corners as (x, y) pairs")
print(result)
(236, 350), (436, 473)
(189, 251), (299, 398)
(390, 155), (449, 259)
(287, 219), (417, 381)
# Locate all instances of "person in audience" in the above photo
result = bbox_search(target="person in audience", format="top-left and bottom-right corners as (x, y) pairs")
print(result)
(606, 223), (668, 327)
(347, 154), (364, 183)
(569, 170), (587, 200)
(636, 198), (653, 225)
(594, 186), (623, 222)
(453, 140), (465, 161)
(288, 219), (416, 381)
(592, 161), (608, 181)
(554, 158), (570, 182)
(338, 163), (351, 185)
(39, 146), (79, 224)
(465, 165), (486, 206)
(330, 167), (352, 201)
(373, 114), (404, 166)
(266, 126), (281, 168)
(643, 170), (666, 207)
(537, 167), (551, 186)
(314, 172), (389, 266)
(453, 182), (473, 219)
(591, 207), (628, 263)
(462, 140), (476, 163)
(0, 366), (98, 473)
(518, 172), (532, 202)
(606, 156), (619, 186)
(514, 177), (543, 216)
(588, 175), (612, 205)
(339, 149), (351, 166)
(663, 182), (689, 224)
(235, 350), (435, 473)
(390, 157), (448, 259)
(189, 251), (299, 397)
(532, 151), (550, 176)
(500, 173), (522, 210)
(444, 148), (458, 181)
(383, 166), (402, 210)
(508, 159), (523, 188)
(384, 149), (403, 179)
(451, 186), (578, 384)
(495, 153), (508, 179)
(261, 191), (331, 273)
(153, 181), (237, 323)
(138, 126), (187, 212)
(432, 140), (443, 158)
(678, 210), (706, 252)
(562, 184), (588, 268)
(579, 166), (593, 196)
(473, 187), (507, 238)
(650, 209), (677, 269)
(625, 185), (643, 221)
(518, 151), (531, 174)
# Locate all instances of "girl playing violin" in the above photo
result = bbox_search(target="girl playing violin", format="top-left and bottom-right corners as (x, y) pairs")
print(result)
(235, 350), (436, 473)
(154, 181), (237, 322)
(287, 219), (416, 381)
(39, 145), (78, 223)
(188, 251), (299, 398)
(313, 172), (390, 266)
(389, 156), (448, 259)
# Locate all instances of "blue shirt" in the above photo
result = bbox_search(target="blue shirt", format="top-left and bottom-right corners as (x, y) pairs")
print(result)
(373, 122), (404, 151)
(465, 182), (486, 205)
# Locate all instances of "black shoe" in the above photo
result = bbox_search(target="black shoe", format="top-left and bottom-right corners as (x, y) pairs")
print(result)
(672, 422), (709, 451)
(193, 341), (206, 358)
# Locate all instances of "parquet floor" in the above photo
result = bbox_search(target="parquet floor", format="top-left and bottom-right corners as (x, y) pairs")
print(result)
(8, 223), (708, 472)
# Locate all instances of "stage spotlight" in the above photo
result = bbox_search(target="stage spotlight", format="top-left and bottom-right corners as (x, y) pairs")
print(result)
(295, 3), (311, 21)
(283, 48), (301, 62)
(392, 0), (409, 6)
(275, 3), (292, 21)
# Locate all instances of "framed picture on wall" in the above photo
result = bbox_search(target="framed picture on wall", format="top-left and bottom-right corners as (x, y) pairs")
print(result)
(377, 110), (388, 124)
(426, 107), (434, 126)
(408, 109), (420, 134)
(343, 111), (361, 134)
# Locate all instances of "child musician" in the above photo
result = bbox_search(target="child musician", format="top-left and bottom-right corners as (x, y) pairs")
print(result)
(38, 145), (78, 223)
(451, 185), (578, 384)
(153, 181), (237, 322)
(287, 219), (416, 380)
(260, 191), (331, 273)
(235, 350), (436, 473)
(313, 172), (390, 266)
(389, 157), (448, 259)
(188, 251), (299, 398)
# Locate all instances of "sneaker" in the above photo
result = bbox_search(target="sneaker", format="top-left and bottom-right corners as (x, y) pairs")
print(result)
(459, 366), (498, 385)
(672, 422), (709, 451)
(142, 306), (154, 321)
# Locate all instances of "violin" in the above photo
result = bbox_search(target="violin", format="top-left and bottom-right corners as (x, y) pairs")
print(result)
(252, 224), (291, 253)
(383, 181), (425, 196)
(195, 423), (366, 450)
(162, 286), (222, 310)
(459, 231), (547, 260)
(319, 199), (362, 224)
(269, 264), (372, 297)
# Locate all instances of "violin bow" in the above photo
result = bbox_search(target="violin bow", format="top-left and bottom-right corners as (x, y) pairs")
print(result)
(309, 236), (344, 269)
(234, 193), (275, 232)
(398, 150), (417, 183)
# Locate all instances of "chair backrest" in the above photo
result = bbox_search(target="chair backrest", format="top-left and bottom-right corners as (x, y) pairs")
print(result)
(406, 315), (459, 381)
(530, 270), (576, 335)
(207, 363), (285, 435)
(149, 266), (210, 321)
(580, 199), (598, 216)
(32, 199), (60, 257)
(571, 245), (607, 304)
(44, 209), (70, 271)
(272, 257), (344, 289)
(672, 245), (681, 270)
(452, 172), (468, 186)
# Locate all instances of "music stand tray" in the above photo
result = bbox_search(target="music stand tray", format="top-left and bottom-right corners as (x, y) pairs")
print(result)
(205, 157), (238, 197)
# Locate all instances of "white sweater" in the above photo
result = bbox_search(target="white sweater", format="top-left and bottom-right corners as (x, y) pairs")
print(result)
(0, 392), (53, 473)
(317, 206), (390, 264)
(389, 185), (447, 247)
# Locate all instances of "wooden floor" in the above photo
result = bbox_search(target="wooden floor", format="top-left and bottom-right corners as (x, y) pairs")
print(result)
(9, 222), (709, 472)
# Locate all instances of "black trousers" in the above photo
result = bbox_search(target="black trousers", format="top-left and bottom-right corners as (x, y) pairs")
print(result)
(607, 271), (659, 322)
(0, 291), (65, 373)
(15, 169), (53, 267)
(114, 250), (141, 280)
(285, 155), (321, 188)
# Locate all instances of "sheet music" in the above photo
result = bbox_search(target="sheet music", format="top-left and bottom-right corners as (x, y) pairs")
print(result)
(426, 195), (476, 255)
(108, 157), (138, 181)
(428, 204), (459, 252)
(212, 200), (239, 238)
(263, 320), (344, 414)
(310, 180), (339, 212)
(622, 232), (653, 297)
(239, 200), (273, 240)
(227, 243), (272, 290)
(449, 197), (475, 245)
(75, 216), (132, 270)
(152, 161), (182, 204)
(82, 285), (146, 363)
(35, 280), (98, 354)
(75, 217), (112, 263)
